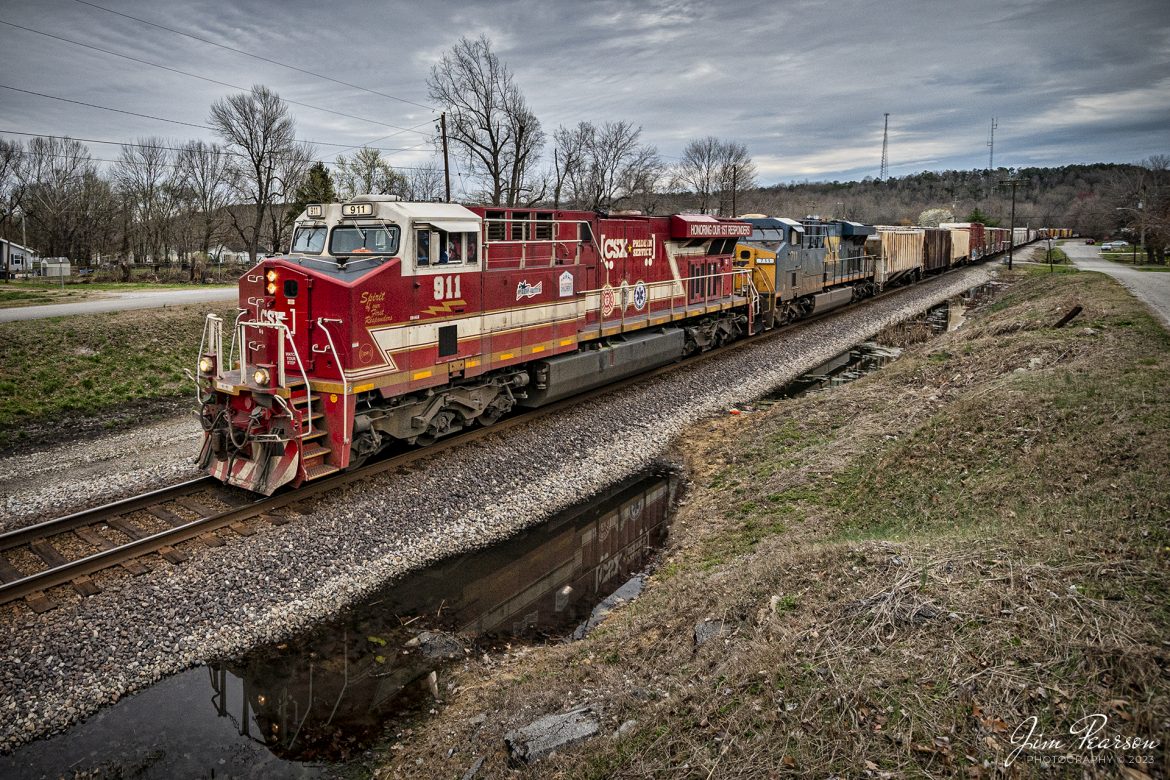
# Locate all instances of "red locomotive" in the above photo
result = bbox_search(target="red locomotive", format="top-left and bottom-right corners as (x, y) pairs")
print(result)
(196, 197), (755, 493)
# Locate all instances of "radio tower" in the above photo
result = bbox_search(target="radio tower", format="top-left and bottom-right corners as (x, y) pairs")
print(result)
(879, 113), (890, 180)
(987, 117), (997, 174)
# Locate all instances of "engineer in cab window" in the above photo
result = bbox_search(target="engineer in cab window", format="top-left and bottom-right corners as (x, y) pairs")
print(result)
(417, 230), (430, 266)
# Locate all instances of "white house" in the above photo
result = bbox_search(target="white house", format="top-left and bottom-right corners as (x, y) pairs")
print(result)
(0, 238), (38, 278)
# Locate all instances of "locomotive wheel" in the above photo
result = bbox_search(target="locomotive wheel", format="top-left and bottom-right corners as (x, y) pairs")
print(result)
(416, 410), (457, 446)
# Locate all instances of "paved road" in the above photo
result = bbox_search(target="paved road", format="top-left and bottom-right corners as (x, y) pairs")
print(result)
(0, 286), (238, 323)
(1063, 242), (1170, 329)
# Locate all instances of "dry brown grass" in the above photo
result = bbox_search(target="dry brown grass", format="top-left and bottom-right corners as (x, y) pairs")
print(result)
(368, 269), (1170, 779)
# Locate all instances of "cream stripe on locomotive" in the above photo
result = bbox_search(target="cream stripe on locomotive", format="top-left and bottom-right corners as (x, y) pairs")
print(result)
(368, 298), (586, 353)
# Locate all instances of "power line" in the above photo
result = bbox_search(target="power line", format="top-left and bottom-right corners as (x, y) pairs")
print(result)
(0, 130), (445, 172)
(0, 19), (432, 137)
(0, 129), (428, 157)
(1, 83), (212, 131)
(73, 0), (435, 112)
(0, 84), (437, 152)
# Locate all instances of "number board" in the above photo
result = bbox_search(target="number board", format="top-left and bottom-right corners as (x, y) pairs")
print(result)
(341, 203), (374, 217)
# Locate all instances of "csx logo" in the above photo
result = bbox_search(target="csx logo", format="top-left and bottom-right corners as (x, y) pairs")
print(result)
(602, 237), (629, 259)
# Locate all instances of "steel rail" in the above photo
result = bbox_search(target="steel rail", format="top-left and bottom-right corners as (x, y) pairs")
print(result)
(0, 262), (995, 609)
(0, 476), (221, 552)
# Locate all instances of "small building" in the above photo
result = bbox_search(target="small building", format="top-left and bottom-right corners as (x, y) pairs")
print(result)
(39, 258), (71, 277)
(0, 238), (38, 278)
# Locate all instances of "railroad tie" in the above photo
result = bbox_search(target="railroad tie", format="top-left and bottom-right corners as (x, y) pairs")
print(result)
(146, 505), (188, 528)
(106, 517), (149, 542)
(29, 541), (68, 569)
(74, 527), (150, 576)
(0, 555), (23, 584)
(71, 576), (100, 598)
(199, 533), (225, 548)
(158, 546), (188, 564)
(24, 592), (55, 614)
(175, 497), (217, 518)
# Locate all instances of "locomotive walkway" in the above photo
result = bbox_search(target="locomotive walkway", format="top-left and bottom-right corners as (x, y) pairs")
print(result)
(0, 285), (236, 322)
(1064, 241), (1170, 329)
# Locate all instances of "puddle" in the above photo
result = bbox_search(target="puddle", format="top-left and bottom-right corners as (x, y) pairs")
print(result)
(1, 469), (679, 778)
(766, 341), (904, 400)
(747, 283), (996, 406)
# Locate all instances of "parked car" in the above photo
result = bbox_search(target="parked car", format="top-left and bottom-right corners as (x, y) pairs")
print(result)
(1101, 241), (1129, 250)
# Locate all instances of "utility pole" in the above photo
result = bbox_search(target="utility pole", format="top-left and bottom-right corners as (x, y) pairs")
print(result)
(439, 112), (451, 203)
(879, 113), (890, 180)
(999, 177), (1021, 270)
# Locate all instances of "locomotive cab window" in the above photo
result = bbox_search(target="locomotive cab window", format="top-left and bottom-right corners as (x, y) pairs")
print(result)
(416, 228), (477, 267)
(330, 224), (399, 256)
(291, 226), (326, 254)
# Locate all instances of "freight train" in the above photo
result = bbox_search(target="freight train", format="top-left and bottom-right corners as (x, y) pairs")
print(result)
(195, 195), (1061, 493)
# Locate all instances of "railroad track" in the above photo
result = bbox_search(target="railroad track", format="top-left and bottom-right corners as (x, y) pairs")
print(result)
(0, 265), (993, 613)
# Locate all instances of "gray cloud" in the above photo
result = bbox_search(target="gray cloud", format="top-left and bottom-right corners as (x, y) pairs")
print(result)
(0, 0), (1167, 188)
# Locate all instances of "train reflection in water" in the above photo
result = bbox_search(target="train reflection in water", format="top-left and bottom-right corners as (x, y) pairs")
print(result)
(208, 469), (678, 762)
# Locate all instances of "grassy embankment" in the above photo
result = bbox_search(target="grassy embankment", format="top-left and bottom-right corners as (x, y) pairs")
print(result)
(1028, 244), (1070, 265)
(1096, 247), (1170, 271)
(0, 303), (238, 450)
(370, 268), (1169, 778)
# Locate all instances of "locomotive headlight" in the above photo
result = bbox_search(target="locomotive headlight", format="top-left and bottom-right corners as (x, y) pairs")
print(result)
(265, 269), (277, 282)
(266, 282), (277, 295)
(198, 356), (214, 374)
(253, 368), (270, 386)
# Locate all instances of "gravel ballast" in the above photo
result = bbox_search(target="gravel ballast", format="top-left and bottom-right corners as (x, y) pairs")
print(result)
(0, 414), (203, 531)
(0, 267), (992, 754)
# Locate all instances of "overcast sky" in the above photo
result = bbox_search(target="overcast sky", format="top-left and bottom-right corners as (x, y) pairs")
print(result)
(2, 0), (1168, 192)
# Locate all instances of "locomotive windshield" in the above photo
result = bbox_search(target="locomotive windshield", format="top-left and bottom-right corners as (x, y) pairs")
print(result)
(291, 226), (327, 254)
(330, 225), (401, 256)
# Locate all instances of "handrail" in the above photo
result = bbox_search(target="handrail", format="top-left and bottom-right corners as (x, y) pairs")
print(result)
(238, 317), (315, 437)
(195, 313), (222, 404)
(482, 218), (601, 269)
(315, 317), (351, 445)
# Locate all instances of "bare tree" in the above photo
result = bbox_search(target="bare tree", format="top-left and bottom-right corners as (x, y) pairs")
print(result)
(176, 140), (230, 262)
(209, 85), (296, 263)
(1136, 154), (1169, 264)
(114, 138), (174, 267)
(22, 136), (96, 259)
(427, 35), (545, 205)
(675, 136), (757, 215)
(334, 147), (406, 200)
(0, 140), (25, 281)
(265, 141), (314, 254)
(552, 123), (589, 208)
(552, 121), (662, 211)
(404, 163), (445, 202)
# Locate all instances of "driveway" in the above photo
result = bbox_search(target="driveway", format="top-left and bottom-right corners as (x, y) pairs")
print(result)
(0, 287), (238, 323)
(1063, 242), (1170, 329)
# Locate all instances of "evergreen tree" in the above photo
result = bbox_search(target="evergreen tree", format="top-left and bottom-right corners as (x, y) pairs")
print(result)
(287, 162), (336, 225)
(965, 207), (999, 226)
